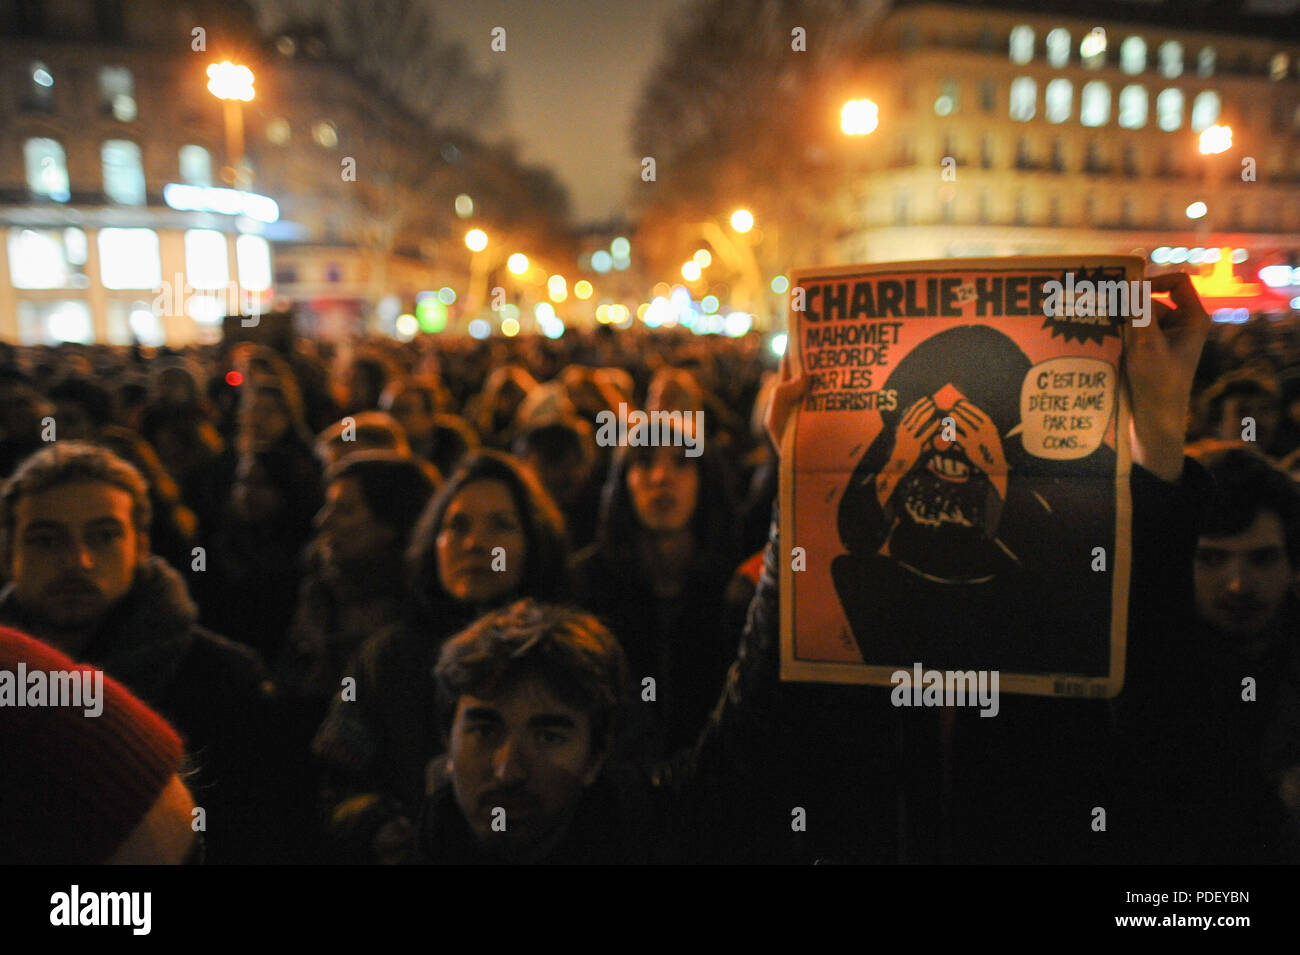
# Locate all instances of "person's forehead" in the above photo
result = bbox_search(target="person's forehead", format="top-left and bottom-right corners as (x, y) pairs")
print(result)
(16, 481), (134, 523)
(1199, 510), (1287, 550)
(450, 480), (514, 509)
(456, 676), (587, 726)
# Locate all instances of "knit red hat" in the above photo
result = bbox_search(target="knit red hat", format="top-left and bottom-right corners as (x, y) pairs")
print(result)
(0, 626), (184, 864)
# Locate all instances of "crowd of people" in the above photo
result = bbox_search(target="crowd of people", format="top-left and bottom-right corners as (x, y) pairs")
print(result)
(1, 290), (1298, 864)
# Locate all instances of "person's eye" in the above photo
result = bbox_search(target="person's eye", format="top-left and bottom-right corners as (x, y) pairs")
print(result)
(492, 516), (520, 533)
(446, 514), (471, 535)
(539, 730), (569, 745)
(24, 533), (59, 548)
(88, 529), (123, 547)
(1196, 551), (1226, 567)
(1250, 549), (1282, 568)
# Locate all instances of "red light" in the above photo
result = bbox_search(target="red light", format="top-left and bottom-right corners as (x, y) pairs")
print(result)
(225, 371), (244, 386)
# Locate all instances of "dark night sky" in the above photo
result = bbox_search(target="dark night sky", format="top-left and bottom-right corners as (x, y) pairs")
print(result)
(437, 0), (688, 224)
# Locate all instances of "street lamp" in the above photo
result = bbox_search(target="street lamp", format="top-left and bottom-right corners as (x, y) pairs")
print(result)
(841, 98), (879, 136)
(1198, 124), (1232, 156)
(730, 209), (755, 233)
(1194, 123), (1233, 243)
(206, 61), (255, 189)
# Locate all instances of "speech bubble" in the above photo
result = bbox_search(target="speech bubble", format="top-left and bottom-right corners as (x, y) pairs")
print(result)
(1007, 357), (1117, 460)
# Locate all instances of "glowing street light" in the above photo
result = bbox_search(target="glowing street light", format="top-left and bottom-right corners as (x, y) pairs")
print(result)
(507, 253), (529, 275)
(1186, 201), (1208, 220)
(730, 209), (755, 234)
(841, 98), (879, 136)
(465, 229), (488, 252)
(693, 249), (712, 268)
(206, 61), (255, 101)
(207, 61), (256, 189)
(681, 260), (703, 282)
(1198, 124), (1233, 155)
(574, 280), (593, 300)
(547, 274), (567, 302)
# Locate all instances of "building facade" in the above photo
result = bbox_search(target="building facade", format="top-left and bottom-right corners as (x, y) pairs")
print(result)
(0, 0), (552, 345)
(837, 0), (1300, 309)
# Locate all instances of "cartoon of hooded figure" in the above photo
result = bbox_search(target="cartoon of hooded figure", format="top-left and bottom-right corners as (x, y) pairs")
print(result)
(831, 325), (1116, 674)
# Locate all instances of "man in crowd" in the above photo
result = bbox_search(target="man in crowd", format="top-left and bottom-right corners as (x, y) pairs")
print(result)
(1188, 445), (1300, 860)
(0, 442), (290, 862)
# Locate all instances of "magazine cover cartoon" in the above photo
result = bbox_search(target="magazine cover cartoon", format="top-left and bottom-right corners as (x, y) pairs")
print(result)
(780, 256), (1139, 697)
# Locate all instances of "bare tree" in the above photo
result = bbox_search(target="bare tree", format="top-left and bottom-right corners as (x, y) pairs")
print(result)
(250, 0), (502, 133)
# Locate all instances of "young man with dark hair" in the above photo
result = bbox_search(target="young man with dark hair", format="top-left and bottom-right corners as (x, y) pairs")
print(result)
(421, 599), (647, 863)
(1186, 445), (1300, 860)
(0, 441), (290, 863)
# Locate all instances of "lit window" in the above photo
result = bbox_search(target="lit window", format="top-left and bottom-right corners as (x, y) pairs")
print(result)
(102, 140), (146, 205)
(266, 118), (291, 145)
(1120, 37), (1146, 75)
(106, 300), (164, 346)
(1197, 47), (1215, 77)
(1191, 90), (1220, 132)
(1009, 26), (1034, 65)
(100, 67), (136, 121)
(1157, 88), (1183, 131)
(7, 228), (88, 290)
(1009, 77), (1036, 121)
(313, 121), (338, 148)
(1080, 28), (1107, 69)
(1081, 82), (1110, 127)
(236, 235), (272, 292)
(1046, 28), (1070, 67)
(187, 294), (227, 325)
(185, 230), (229, 289)
(27, 61), (54, 110)
(1270, 53), (1289, 82)
(24, 138), (70, 202)
(894, 191), (910, 226)
(935, 78), (959, 116)
(1046, 79), (1072, 124)
(18, 300), (94, 345)
(179, 145), (213, 187)
(1159, 41), (1183, 78)
(98, 228), (161, 290)
(1118, 85), (1148, 129)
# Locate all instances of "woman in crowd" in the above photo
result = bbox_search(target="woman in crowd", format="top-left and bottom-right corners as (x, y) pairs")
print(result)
(310, 450), (569, 861)
(572, 433), (743, 765)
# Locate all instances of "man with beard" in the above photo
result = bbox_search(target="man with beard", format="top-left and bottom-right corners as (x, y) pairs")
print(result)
(0, 442), (289, 862)
(832, 325), (1115, 675)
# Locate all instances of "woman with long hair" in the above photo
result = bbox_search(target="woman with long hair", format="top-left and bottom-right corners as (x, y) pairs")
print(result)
(572, 431), (743, 765)
(310, 450), (569, 861)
